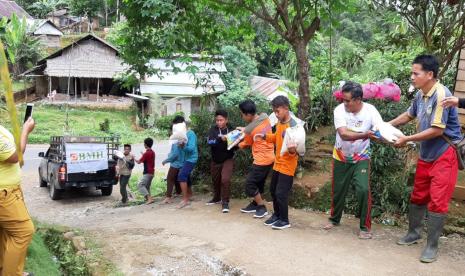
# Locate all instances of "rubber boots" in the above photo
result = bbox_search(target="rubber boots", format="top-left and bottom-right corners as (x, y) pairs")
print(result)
(420, 212), (446, 263)
(397, 204), (426, 245)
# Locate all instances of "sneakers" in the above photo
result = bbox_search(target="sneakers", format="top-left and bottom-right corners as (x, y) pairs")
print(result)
(272, 220), (291, 230)
(264, 214), (279, 226)
(253, 205), (268, 218)
(206, 199), (221, 206)
(240, 201), (258, 213)
(222, 203), (230, 213)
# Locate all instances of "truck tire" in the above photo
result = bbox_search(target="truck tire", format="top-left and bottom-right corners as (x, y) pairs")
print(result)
(101, 186), (113, 196)
(39, 169), (47, 187)
(50, 177), (62, 200)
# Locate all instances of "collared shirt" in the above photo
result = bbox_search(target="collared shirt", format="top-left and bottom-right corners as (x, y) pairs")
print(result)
(408, 82), (462, 162)
(0, 125), (20, 188)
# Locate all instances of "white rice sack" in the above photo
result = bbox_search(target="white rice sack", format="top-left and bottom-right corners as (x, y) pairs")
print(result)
(169, 122), (188, 142)
(280, 124), (306, 156)
(374, 122), (404, 143)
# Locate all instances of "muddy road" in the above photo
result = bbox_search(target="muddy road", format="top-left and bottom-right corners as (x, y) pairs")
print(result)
(20, 144), (465, 275)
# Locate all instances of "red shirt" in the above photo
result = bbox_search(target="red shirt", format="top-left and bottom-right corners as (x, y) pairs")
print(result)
(140, 148), (155, 175)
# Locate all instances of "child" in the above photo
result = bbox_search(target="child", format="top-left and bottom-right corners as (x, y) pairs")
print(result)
(262, 96), (300, 230)
(207, 109), (236, 213)
(136, 138), (155, 204)
(117, 144), (135, 204)
(238, 100), (275, 218)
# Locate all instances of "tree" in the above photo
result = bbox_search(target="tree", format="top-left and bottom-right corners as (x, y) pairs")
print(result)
(208, 0), (355, 117)
(28, 0), (67, 18)
(373, 0), (465, 78)
(68, 0), (104, 23)
(0, 14), (43, 77)
(109, 0), (238, 83)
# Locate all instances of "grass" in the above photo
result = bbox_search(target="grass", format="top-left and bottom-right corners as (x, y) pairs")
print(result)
(25, 231), (61, 275)
(12, 80), (34, 92)
(0, 103), (167, 144)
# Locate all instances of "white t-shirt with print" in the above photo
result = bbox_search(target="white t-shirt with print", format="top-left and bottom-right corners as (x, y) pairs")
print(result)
(333, 102), (383, 163)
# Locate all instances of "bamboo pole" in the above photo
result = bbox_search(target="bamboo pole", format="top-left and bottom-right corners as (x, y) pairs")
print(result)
(97, 78), (100, 101)
(0, 41), (23, 166)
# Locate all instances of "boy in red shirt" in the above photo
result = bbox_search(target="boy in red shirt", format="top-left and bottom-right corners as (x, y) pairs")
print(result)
(136, 138), (155, 204)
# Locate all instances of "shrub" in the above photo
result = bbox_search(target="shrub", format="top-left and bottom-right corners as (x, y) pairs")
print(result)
(99, 119), (110, 132)
(153, 112), (184, 132)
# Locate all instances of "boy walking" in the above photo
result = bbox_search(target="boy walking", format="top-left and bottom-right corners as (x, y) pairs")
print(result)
(136, 138), (155, 204)
(207, 110), (236, 213)
(117, 144), (135, 204)
(260, 96), (300, 230)
(238, 100), (275, 218)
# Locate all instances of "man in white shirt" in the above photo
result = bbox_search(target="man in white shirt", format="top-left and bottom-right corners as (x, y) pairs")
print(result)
(324, 81), (382, 239)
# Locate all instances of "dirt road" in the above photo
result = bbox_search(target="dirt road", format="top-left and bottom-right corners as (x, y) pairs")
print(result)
(21, 145), (465, 275)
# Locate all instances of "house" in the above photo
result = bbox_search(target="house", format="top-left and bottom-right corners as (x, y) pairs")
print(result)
(22, 34), (128, 100)
(250, 75), (296, 101)
(140, 56), (227, 117)
(27, 19), (63, 48)
(47, 8), (99, 33)
(0, 0), (31, 19)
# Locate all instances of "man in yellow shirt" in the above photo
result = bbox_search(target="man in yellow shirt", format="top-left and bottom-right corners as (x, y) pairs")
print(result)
(0, 118), (35, 276)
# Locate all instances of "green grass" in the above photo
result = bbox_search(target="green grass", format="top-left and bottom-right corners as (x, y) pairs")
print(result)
(12, 80), (33, 92)
(0, 103), (167, 144)
(128, 172), (166, 202)
(25, 231), (61, 275)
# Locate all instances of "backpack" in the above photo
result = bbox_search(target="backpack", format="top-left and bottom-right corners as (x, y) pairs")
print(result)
(442, 135), (465, 170)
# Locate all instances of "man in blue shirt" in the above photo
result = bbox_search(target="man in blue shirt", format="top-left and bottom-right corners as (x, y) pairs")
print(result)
(173, 116), (198, 209)
(390, 55), (462, 263)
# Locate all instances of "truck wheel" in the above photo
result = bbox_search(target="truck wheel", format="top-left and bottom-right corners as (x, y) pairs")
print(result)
(50, 177), (62, 200)
(39, 169), (47, 187)
(101, 186), (113, 196)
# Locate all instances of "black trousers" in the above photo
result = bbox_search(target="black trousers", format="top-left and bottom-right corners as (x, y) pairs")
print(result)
(270, 170), (294, 223)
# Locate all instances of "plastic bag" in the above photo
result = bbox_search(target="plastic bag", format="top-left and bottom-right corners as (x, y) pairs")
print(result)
(169, 122), (188, 142)
(226, 130), (245, 150)
(280, 124), (306, 156)
(373, 122), (404, 143)
(362, 82), (379, 99)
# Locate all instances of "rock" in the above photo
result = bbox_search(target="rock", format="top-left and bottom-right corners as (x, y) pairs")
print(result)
(63, 231), (75, 241)
(72, 236), (86, 251)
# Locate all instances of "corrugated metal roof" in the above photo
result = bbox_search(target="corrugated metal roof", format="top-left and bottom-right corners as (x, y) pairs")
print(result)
(148, 58), (227, 73)
(27, 19), (63, 36)
(250, 76), (290, 97)
(141, 72), (226, 97)
(0, 0), (32, 19)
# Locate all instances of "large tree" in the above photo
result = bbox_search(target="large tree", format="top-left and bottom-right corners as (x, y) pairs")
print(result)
(373, 0), (465, 78)
(208, 0), (354, 117)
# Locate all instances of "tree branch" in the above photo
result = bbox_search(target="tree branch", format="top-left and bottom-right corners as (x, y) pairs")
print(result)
(303, 17), (320, 43)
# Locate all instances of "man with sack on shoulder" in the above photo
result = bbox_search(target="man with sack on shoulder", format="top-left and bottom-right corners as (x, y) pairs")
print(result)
(390, 54), (463, 263)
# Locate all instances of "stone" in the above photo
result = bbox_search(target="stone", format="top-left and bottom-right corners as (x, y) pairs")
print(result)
(63, 231), (75, 241)
(72, 236), (86, 251)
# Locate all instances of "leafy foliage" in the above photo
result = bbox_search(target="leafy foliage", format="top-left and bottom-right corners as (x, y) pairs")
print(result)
(0, 14), (43, 77)
(220, 45), (257, 88)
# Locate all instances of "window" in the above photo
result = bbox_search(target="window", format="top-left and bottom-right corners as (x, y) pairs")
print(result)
(176, 103), (182, 112)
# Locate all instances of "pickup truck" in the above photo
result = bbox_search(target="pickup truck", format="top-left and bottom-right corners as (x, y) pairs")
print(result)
(38, 136), (120, 200)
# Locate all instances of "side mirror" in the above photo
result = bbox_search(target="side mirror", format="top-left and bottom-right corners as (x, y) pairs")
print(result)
(38, 152), (45, 157)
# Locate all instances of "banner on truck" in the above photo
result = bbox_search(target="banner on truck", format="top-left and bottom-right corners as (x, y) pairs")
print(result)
(65, 143), (108, 173)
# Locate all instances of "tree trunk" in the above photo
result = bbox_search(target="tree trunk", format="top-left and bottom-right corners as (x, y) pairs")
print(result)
(293, 39), (311, 119)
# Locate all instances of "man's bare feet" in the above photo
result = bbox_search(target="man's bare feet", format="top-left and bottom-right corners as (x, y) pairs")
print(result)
(146, 196), (155, 205)
(323, 222), (337, 230)
(177, 200), (190, 209)
(162, 197), (173, 204)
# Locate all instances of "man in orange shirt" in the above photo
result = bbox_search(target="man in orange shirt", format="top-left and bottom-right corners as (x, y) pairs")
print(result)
(261, 96), (299, 230)
(238, 100), (275, 218)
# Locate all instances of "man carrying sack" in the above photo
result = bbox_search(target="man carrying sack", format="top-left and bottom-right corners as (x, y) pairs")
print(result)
(390, 55), (462, 263)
